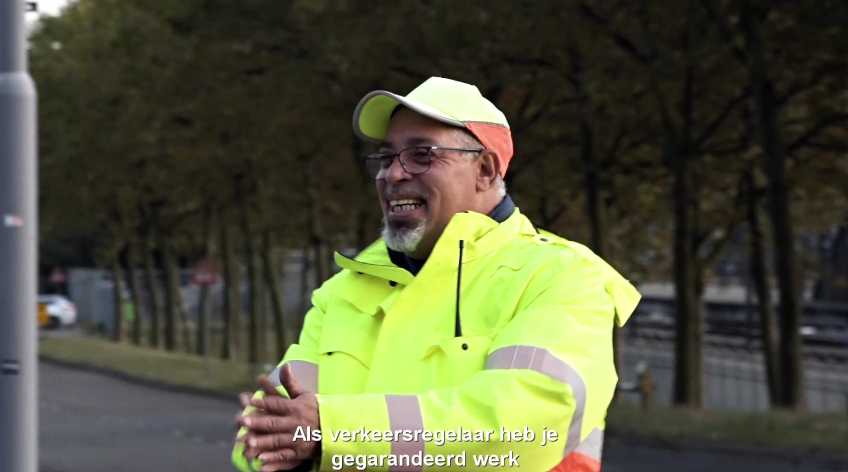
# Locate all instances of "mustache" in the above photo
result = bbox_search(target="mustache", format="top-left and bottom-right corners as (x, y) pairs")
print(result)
(383, 189), (427, 201)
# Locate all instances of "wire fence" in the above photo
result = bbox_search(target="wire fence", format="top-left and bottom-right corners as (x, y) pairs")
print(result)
(619, 309), (848, 413)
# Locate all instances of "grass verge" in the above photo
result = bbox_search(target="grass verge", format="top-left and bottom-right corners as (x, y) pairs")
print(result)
(39, 333), (257, 397)
(40, 334), (848, 455)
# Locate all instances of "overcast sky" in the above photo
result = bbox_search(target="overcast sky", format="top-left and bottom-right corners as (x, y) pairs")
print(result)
(32, 0), (71, 17)
(25, 0), (73, 33)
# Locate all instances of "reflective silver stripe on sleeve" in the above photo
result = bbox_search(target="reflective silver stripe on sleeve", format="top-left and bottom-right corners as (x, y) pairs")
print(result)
(385, 394), (424, 472)
(484, 345), (587, 456)
(268, 360), (318, 392)
(570, 427), (604, 461)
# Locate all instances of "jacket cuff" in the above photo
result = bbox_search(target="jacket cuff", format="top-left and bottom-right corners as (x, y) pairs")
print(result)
(316, 393), (393, 471)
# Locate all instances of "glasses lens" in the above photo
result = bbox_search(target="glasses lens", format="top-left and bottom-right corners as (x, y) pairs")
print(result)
(400, 147), (433, 174)
(365, 154), (390, 179)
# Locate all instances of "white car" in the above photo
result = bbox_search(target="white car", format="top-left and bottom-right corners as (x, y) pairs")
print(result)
(38, 294), (77, 328)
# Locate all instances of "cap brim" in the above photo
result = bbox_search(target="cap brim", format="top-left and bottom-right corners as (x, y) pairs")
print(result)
(353, 90), (465, 143)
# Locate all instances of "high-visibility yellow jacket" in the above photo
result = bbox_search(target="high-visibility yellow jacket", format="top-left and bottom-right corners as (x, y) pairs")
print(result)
(233, 207), (641, 472)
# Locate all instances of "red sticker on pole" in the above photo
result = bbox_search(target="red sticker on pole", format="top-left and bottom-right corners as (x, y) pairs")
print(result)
(191, 260), (218, 285)
(48, 266), (67, 284)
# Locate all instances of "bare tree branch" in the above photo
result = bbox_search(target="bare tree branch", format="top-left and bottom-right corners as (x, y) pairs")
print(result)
(794, 141), (848, 154)
(603, 121), (627, 163)
(698, 141), (751, 156)
(575, 1), (654, 64)
(787, 113), (848, 153)
(696, 0), (747, 64)
(777, 66), (836, 107)
(548, 204), (568, 228)
(701, 212), (744, 267)
(693, 87), (750, 150)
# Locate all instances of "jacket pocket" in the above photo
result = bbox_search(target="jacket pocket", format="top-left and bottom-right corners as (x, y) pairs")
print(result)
(318, 328), (374, 394)
(419, 335), (493, 387)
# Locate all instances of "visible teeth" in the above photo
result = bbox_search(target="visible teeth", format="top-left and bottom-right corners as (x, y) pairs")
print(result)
(389, 199), (422, 206)
(389, 199), (424, 213)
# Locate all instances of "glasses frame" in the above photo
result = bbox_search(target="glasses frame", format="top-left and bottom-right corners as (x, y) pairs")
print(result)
(363, 146), (485, 180)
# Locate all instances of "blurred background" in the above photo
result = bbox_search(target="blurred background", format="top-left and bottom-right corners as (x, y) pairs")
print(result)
(23, 0), (848, 471)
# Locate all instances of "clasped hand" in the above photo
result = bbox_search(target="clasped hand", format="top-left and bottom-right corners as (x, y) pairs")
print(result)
(234, 363), (321, 472)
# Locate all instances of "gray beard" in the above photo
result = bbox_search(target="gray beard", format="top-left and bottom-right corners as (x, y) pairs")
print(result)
(382, 216), (427, 254)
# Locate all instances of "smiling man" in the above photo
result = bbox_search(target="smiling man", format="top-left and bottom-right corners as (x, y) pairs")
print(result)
(232, 77), (641, 472)
(372, 104), (509, 267)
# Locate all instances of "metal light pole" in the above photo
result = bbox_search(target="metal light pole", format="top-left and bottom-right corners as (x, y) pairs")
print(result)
(0, 0), (39, 471)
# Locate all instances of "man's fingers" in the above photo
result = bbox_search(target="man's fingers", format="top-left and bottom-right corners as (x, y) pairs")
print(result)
(280, 363), (309, 399)
(259, 460), (302, 472)
(257, 375), (281, 397)
(236, 410), (270, 431)
(249, 394), (293, 416)
(240, 393), (253, 408)
(244, 433), (296, 454)
(242, 412), (299, 433)
(257, 447), (299, 465)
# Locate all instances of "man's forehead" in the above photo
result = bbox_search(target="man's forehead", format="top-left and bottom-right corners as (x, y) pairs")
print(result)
(379, 107), (459, 148)
(378, 136), (438, 150)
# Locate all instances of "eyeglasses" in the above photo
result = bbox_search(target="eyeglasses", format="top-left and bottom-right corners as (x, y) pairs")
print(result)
(363, 146), (484, 180)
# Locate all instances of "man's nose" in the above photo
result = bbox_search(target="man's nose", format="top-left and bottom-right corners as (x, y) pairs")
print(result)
(384, 156), (411, 184)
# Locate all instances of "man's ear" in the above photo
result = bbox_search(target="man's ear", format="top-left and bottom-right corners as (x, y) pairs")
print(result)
(476, 150), (500, 192)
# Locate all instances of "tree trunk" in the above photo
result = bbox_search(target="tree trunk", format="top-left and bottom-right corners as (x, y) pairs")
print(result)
(160, 239), (180, 351)
(238, 194), (263, 366)
(354, 139), (375, 252)
(263, 231), (288, 360)
(317, 242), (331, 285)
(178, 286), (192, 353)
(111, 257), (126, 343)
(196, 208), (214, 357)
(125, 242), (145, 346)
(327, 242), (338, 276)
(306, 169), (328, 287)
(196, 283), (210, 356)
(143, 233), (163, 349)
(746, 173), (783, 406)
(534, 159), (554, 228)
(356, 207), (372, 252)
(740, 2), (804, 410)
(671, 145), (703, 407)
(219, 208), (240, 361)
(671, 23), (705, 408)
(298, 244), (312, 334)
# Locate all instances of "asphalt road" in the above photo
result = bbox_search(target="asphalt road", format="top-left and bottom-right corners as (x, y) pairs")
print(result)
(38, 362), (846, 472)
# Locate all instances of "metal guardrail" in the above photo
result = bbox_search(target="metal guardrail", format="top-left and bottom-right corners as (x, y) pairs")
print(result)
(628, 325), (848, 363)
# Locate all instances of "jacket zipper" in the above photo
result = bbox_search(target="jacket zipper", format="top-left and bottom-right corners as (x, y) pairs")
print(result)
(455, 240), (464, 337)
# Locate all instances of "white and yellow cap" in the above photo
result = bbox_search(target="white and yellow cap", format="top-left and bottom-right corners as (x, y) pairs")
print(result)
(353, 77), (514, 177)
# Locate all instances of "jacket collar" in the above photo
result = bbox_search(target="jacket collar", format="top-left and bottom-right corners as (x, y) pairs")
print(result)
(334, 195), (537, 282)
